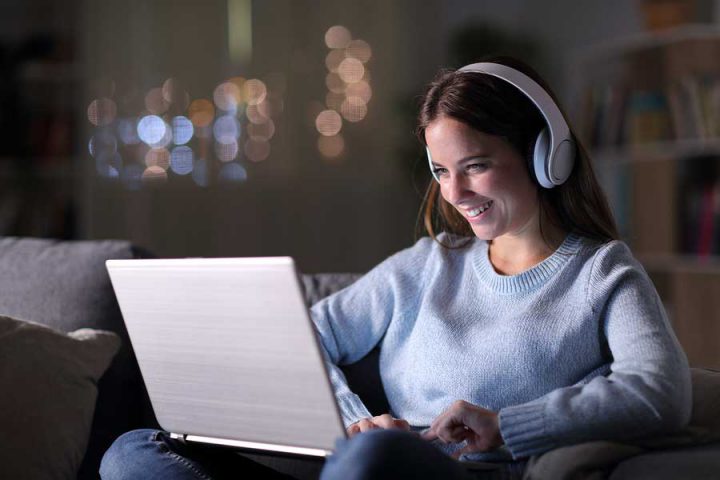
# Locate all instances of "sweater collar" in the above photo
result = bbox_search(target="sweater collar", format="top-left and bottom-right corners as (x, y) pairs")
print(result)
(473, 232), (584, 294)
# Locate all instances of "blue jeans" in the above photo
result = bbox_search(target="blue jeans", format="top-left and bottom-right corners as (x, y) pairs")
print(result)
(100, 428), (510, 480)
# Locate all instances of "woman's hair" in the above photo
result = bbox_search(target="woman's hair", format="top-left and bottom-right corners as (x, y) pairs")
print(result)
(416, 56), (619, 248)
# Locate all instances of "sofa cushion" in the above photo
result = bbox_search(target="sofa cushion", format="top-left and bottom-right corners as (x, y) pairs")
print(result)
(0, 237), (156, 479)
(0, 315), (120, 480)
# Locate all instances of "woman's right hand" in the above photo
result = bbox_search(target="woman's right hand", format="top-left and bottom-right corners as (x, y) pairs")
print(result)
(346, 413), (411, 437)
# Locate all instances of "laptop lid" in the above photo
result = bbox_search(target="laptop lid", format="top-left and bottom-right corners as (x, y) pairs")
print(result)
(106, 257), (346, 457)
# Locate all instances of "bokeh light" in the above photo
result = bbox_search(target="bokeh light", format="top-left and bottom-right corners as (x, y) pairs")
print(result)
(345, 39), (372, 63)
(325, 49), (345, 73)
(318, 134), (344, 158)
(117, 118), (140, 145)
(170, 146), (194, 175)
(315, 109), (342, 136)
(87, 98), (117, 127)
(245, 103), (268, 124)
(325, 72), (346, 93)
(247, 119), (275, 141)
(171, 116), (194, 145)
(188, 99), (215, 127)
(137, 115), (168, 145)
(142, 166), (168, 184)
(338, 58), (365, 83)
(96, 151), (123, 176)
(215, 140), (239, 162)
(88, 131), (117, 157)
(161, 77), (190, 111)
(145, 88), (169, 114)
(145, 148), (171, 170)
(213, 82), (242, 112)
(340, 96), (368, 122)
(218, 162), (248, 182)
(213, 115), (242, 144)
(243, 79), (267, 105)
(325, 25), (352, 49)
(345, 80), (372, 103)
(244, 139), (270, 162)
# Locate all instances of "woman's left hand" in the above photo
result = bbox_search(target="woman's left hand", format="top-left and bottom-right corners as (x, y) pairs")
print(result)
(422, 400), (504, 458)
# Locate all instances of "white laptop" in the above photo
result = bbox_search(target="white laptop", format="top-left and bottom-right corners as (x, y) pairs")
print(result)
(106, 257), (346, 458)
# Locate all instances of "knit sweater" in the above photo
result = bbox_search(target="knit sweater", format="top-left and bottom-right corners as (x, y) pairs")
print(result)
(310, 233), (692, 460)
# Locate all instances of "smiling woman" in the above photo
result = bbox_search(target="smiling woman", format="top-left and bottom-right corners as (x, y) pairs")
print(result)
(417, 58), (618, 263)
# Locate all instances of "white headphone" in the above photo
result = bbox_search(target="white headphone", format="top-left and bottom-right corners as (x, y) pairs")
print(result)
(426, 62), (575, 189)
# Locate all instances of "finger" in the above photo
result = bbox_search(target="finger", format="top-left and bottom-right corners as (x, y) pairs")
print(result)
(438, 425), (471, 444)
(393, 419), (411, 431)
(347, 424), (361, 437)
(373, 414), (396, 429)
(358, 419), (379, 433)
(421, 428), (437, 441)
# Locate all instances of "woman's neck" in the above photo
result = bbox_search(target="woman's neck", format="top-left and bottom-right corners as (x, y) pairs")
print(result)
(488, 223), (568, 276)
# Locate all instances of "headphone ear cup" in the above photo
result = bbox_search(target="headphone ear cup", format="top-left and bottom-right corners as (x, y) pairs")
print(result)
(532, 127), (553, 188)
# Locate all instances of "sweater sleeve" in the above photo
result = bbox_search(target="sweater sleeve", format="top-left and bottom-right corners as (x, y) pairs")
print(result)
(498, 241), (692, 459)
(310, 240), (429, 428)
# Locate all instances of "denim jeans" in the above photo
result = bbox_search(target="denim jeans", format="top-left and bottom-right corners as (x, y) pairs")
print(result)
(100, 428), (515, 480)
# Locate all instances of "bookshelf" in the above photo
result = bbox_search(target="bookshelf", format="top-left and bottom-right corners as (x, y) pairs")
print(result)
(573, 24), (720, 369)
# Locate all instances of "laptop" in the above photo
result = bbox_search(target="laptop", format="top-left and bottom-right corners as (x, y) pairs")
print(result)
(106, 256), (503, 471)
(106, 256), (346, 458)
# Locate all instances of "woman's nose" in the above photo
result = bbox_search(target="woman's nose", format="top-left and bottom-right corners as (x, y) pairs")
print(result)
(443, 175), (471, 205)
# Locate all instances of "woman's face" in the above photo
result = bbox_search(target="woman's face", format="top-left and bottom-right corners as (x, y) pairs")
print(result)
(425, 116), (540, 241)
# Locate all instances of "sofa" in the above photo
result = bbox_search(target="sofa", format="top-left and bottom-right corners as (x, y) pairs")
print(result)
(0, 237), (718, 480)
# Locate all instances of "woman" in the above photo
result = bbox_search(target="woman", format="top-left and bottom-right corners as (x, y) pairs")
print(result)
(100, 57), (691, 480)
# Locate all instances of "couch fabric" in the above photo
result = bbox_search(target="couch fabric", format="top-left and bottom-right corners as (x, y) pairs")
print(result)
(0, 238), (156, 479)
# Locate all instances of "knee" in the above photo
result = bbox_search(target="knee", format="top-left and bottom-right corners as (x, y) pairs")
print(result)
(100, 429), (163, 480)
(322, 429), (423, 480)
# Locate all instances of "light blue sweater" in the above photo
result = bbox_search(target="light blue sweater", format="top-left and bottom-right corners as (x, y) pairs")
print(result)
(310, 233), (692, 460)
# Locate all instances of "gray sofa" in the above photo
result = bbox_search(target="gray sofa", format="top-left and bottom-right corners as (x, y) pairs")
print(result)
(0, 237), (718, 480)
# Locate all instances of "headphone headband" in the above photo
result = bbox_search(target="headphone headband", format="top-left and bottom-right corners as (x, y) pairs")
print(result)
(427, 62), (575, 188)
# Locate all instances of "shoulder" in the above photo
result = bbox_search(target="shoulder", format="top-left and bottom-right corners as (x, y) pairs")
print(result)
(580, 238), (655, 307)
(585, 239), (644, 280)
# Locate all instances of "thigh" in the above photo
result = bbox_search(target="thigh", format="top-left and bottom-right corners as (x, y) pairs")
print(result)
(321, 429), (483, 480)
(101, 429), (298, 480)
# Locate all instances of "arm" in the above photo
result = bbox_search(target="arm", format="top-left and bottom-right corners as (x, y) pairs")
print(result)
(311, 243), (429, 428)
(497, 242), (691, 459)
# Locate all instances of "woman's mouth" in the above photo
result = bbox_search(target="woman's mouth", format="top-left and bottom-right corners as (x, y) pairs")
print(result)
(465, 200), (493, 220)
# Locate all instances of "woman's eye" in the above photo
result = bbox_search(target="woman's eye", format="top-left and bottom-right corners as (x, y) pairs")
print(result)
(432, 167), (448, 177)
(467, 163), (487, 172)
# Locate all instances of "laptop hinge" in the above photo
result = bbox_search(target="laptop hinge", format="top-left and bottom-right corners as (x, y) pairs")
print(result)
(169, 432), (186, 441)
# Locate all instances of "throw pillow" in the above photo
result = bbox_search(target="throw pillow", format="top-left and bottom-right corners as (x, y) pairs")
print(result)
(0, 315), (120, 480)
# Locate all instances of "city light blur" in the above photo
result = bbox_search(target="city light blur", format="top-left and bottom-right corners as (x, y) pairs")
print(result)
(86, 23), (373, 188)
(315, 25), (373, 160)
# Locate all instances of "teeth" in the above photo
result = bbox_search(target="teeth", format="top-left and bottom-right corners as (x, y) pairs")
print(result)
(467, 201), (492, 218)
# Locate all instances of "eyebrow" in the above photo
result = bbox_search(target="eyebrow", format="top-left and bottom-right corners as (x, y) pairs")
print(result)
(430, 154), (489, 168)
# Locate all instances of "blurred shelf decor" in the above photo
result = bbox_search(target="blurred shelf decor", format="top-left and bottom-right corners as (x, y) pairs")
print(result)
(572, 23), (720, 369)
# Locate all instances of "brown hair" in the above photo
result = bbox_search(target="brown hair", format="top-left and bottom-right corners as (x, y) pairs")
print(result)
(416, 56), (619, 248)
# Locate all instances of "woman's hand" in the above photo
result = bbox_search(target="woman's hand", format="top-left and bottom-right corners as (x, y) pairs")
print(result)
(346, 413), (411, 437)
(422, 400), (503, 458)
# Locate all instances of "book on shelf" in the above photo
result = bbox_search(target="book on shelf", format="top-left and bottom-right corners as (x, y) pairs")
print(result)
(583, 74), (720, 149)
